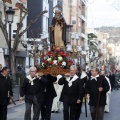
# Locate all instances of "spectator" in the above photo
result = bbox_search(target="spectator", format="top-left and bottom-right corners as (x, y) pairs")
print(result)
(0, 67), (13, 120)
(114, 70), (120, 90)
(17, 66), (26, 77)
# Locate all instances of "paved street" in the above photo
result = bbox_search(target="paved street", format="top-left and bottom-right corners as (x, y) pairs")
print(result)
(8, 90), (120, 120)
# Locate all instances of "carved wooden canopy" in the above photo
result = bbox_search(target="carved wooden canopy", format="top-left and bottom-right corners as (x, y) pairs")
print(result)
(37, 65), (69, 76)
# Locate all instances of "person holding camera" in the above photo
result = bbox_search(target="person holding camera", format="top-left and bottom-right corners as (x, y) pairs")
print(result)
(19, 66), (47, 120)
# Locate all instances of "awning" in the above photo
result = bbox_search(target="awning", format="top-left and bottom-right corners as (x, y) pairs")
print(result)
(0, 28), (8, 48)
(0, 48), (5, 66)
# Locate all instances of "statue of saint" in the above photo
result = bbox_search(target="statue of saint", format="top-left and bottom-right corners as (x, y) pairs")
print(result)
(49, 9), (66, 49)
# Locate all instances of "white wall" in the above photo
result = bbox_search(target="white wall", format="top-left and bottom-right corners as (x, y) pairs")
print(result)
(42, 0), (49, 36)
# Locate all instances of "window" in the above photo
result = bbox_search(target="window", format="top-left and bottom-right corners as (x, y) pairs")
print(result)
(13, 30), (17, 38)
(71, 0), (76, 6)
(72, 20), (76, 24)
(71, 16), (76, 24)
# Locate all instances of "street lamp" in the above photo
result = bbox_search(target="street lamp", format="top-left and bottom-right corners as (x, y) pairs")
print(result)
(27, 43), (43, 66)
(6, 7), (15, 70)
(66, 43), (82, 64)
(66, 33), (83, 64)
(71, 34), (79, 46)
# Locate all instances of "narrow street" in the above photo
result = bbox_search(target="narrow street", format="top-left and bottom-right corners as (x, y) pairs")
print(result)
(8, 90), (120, 120)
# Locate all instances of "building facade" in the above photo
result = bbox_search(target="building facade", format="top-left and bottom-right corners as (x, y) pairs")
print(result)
(62, 0), (88, 66)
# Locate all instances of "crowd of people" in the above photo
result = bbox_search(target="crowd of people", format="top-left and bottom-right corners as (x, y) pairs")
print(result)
(0, 63), (120, 120)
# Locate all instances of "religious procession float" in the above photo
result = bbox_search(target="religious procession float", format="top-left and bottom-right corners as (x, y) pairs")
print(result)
(37, 5), (73, 76)
(37, 47), (73, 76)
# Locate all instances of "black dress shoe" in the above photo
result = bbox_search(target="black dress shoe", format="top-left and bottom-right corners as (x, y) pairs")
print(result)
(51, 111), (55, 113)
(55, 111), (59, 113)
(105, 111), (109, 113)
(40, 118), (44, 120)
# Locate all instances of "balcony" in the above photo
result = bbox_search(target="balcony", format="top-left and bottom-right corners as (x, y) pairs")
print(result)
(82, 11), (86, 17)
(79, 13), (87, 23)
(82, 0), (87, 6)
(81, 33), (88, 40)
(81, 28), (85, 34)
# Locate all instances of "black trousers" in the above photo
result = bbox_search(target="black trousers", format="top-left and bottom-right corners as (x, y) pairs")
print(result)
(90, 106), (105, 120)
(63, 102), (77, 120)
(0, 105), (7, 120)
(75, 96), (83, 120)
(114, 81), (119, 90)
(24, 96), (41, 120)
(41, 98), (53, 120)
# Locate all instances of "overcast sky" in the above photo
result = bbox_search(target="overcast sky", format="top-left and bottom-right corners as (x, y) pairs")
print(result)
(87, 0), (120, 28)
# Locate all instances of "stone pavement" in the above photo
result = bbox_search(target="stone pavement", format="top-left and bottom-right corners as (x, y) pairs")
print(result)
(7, 90), (120, 120)
(8, 100), (25, 109)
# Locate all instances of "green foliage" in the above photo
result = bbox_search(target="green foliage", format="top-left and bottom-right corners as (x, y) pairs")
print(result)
(16, 71), (25, 87)
(88, 33), (99, 53)
(109, 57), (116, 64)
(89, 41), (99, 52)
(109, 57), (116, 70)
(88, 33), (97, 39)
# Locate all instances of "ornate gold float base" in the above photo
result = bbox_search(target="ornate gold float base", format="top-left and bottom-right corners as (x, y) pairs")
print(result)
(37, 65), (69, 76)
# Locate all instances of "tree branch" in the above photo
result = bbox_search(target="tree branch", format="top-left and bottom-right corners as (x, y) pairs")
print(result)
(13, 10), (47, 52)
(0, 18), (9, 46)
(13, 9), (27, 51)
(2, 1), (7, 27)
(19, 10), (48, 37)
(0, 1), (9, 46)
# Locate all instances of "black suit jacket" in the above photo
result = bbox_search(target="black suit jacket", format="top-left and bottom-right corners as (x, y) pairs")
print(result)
(85, 75), (110, 106)
(20, 76), (47, 103)
(0, 74), (13, 105)
(43, 74), (57, 100)
(58, 76), (83, 104)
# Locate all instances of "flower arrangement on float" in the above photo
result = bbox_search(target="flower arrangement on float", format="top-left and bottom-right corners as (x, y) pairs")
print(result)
(40, 47), (73, 69)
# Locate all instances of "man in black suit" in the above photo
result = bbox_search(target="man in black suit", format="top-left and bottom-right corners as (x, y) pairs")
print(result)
(58, 65), (83, 120)
(20, 67), (47, 120)
(0, 64), (2, 73)
(85, 68), (109, 120)
(0, 67), (13, 120)
(41, 74), (57, 120)
(76, 66), (88, 120)
(86, 68), (91, 79)
(110, 71), (115, 91)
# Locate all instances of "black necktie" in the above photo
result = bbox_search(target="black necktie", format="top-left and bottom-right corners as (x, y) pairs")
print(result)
(69, 77), (73, 81)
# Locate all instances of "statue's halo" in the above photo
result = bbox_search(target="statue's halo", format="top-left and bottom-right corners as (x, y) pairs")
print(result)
(53, 4), (62, 14)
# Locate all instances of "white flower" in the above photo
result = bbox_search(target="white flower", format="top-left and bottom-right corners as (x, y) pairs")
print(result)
(33, 46), (35, 50)
(62, 61), (66, 66)
(42, 62), (44, 67)
(47, 57), (52, 61)
(53, 60), (57, 65)
(58, 56), (63, 61)
(44, 56), (48, 60)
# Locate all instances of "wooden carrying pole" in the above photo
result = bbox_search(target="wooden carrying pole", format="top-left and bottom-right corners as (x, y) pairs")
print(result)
(85, 97), (87, 117)
(95, 75), (103, 120)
